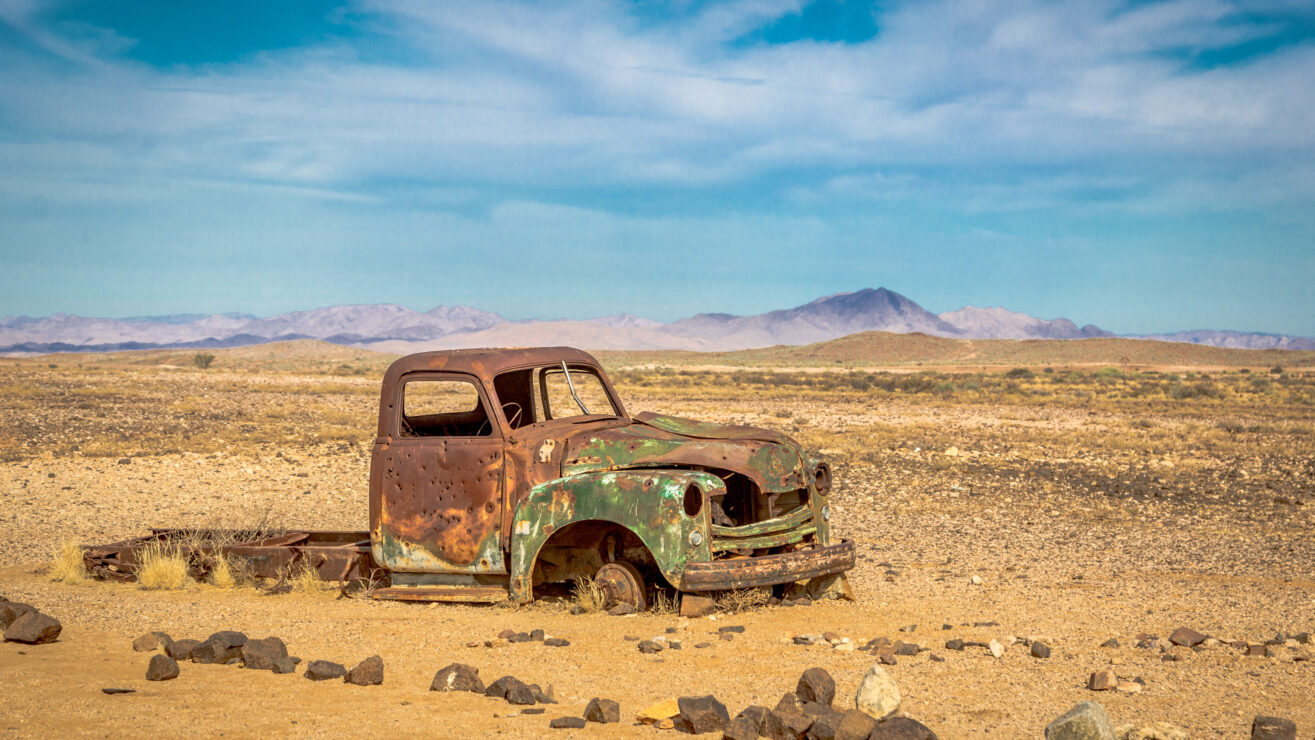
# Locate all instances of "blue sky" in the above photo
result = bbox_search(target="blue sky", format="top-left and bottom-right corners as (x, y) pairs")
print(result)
(0, 0), (1312, 335)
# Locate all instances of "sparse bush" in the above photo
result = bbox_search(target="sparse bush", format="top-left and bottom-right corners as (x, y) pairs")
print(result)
(49, 540), (88, 584)
(715, 587), (772, 613)
(571, 576), (608, 613)
(1005, 368), (1032, 379)
(136, 540), (192, 590)
(290, 559), (327, 593)
(193, 352), (216, 370)
(1169, 381), (1223, 401)
(208, 555), (253, 589)
(1271, 366), (1284, 374)
(650, 589), (679, 615)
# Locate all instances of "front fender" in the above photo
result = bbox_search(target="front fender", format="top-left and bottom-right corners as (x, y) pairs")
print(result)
(509, 470), (724, 603)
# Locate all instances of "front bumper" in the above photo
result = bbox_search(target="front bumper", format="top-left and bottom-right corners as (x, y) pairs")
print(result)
(679, 540), (856, 591)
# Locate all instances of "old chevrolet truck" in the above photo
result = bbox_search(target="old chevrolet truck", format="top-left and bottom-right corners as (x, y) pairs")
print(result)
(85, 347), (855, 610)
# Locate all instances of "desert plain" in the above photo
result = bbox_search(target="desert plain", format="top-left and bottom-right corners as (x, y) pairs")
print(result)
(0, 335), (1312, 738)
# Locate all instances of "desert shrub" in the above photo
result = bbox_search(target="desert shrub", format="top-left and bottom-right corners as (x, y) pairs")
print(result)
(934, 381), (957, 396)
(290, 559), (328, 593)
(1095, 367), (1122, 381)
(649, 589), (679, 615)
(715, 587), (772, 613)
(193, 353), (216, 370)
(1271, 366), (1284, 374)
(208, 555), (253, 589)
(49, 540), (88, 584)
(1250, 377), (1272, 391)
(1005, 368), (1033, 379)
(1169, 381), (1223, 400)
(136, 541), (192, 590)
(571, 576), (608, 613)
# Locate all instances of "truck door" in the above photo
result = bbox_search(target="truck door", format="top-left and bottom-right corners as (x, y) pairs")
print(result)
(372, 372), (506, 573)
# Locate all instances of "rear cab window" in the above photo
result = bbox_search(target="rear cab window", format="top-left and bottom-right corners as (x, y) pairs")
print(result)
(400, 376), (494, 437)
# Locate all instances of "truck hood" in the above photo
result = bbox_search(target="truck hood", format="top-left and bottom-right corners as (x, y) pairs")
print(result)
(560, 411), (809, 493)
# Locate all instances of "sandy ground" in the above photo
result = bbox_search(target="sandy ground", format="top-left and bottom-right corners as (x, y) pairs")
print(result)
(1, 371), (1313, 738)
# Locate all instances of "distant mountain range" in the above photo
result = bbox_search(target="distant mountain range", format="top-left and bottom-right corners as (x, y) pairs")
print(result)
(2, 288), (1311, 354)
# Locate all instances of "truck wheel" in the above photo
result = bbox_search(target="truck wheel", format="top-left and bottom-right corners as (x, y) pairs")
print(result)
(595, 561), (647, 611)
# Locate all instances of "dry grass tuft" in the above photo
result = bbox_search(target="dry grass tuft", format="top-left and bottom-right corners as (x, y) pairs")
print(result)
(290, 559), (328, 594)
(715, 587), (772, 613)
(571, 576), (609, 613)
(207, 555), (253, 589)
(649, 589), (679, 615)
(135, 540), (192, 590)
(48, 540), (88, 584)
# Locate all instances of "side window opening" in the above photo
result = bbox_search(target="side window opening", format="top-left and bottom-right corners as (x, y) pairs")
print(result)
(492, 368), (535, 430)
(401, 377), (493, 437)
(537, 365), (617, 421)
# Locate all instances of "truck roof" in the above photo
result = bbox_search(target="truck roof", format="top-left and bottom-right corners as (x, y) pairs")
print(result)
(382, 346), (602, 383)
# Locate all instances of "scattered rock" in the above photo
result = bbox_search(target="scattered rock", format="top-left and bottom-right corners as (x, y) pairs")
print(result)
(1087, 671), (1118, 691)
(929, 653), (944, 663)
(896, 643), (919, 656)
(945, 639), (964, 651)
(829, 709), (878, 740)
(723, 715), (761, 740)
(719, 625), (745, 633)
(636, 698), (681, 725)
(898, 624), (916, 633)
(680, 594), (716, 618)
(1031, 642), (1052, 659)
(988, 640), (1005, 658)
(304, 660), (346, 681)
(529, 684), (557, 704)
(1045, 701), (1116, 740)
(607, 603), (637, 616)
(584, 697), (620, 723)
(638, 639), (665, 654)
(166, 638), (199, 661)
(1168, 627), (1206, 647)
(506, 632), (533, 643)
(3, 611), (61, 644)
(191, 638), (240, 665)
(969, 575), (983, 585)
(132, 632), (173, 653)
(430, 663), (484, 693)
(101, 688), (135, 695)
(695, 642), (712, 649)
(486, 675), (537, 705)
(241, 637), (289, 671)
(549, 716), (586, 729)
(796, 667), (836, 706)
(529, 629), (545, 641)
(1100, 638), (1120, 649)
(1250, 716), (1297, 740)
(146, 654), (179, 681)
(855, 664), (901, 720)
(273, 657), (297, 674)
(0, 602), (35, 630)
(345, 655), (383, 686)
(764, 705), (814, 739)
(543, 637), (570, 647)
(675, 695), (729, 734)
(206, 630), (247, 648)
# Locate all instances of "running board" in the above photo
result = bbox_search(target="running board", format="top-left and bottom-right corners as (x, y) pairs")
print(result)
(371, 585), (509, 603)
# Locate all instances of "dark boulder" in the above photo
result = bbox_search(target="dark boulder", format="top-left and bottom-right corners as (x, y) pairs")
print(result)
(166, 638), (200, 661)
(303, 660), (346, 681)
(584, 697), (620, 723)
(3, 612), (61, 644)
(345, 655), (383, 686)
(240, 637), (289, 671)
(676, 695), (729, 735)
(796, 667), (836, 706)
(430, 663), (484, 693)
(146, 654), (180, 681)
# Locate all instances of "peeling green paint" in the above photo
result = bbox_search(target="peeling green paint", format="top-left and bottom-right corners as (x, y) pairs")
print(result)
(508, 470), (724, 603)
(373, 525), (505, 575)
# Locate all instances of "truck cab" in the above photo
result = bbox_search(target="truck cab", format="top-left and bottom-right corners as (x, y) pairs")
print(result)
(370, 347), (854, 608)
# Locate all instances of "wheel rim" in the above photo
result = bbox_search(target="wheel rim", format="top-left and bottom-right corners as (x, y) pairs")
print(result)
(595, 562), (647, 611)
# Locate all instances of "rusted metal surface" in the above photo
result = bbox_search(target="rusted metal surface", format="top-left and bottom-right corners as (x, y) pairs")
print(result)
(371, 585), (507, 603)
(82, 530), (377, 583)
(681, 541), (856, 591)
(507, 469), (721, 603)
(87, 346), (855, 606)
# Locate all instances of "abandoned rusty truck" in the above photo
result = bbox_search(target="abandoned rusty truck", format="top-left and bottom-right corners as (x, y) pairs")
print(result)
(85, 347), (855, 610)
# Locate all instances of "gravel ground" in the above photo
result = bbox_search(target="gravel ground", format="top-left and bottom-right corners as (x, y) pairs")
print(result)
(1, 365), (1312, 738)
